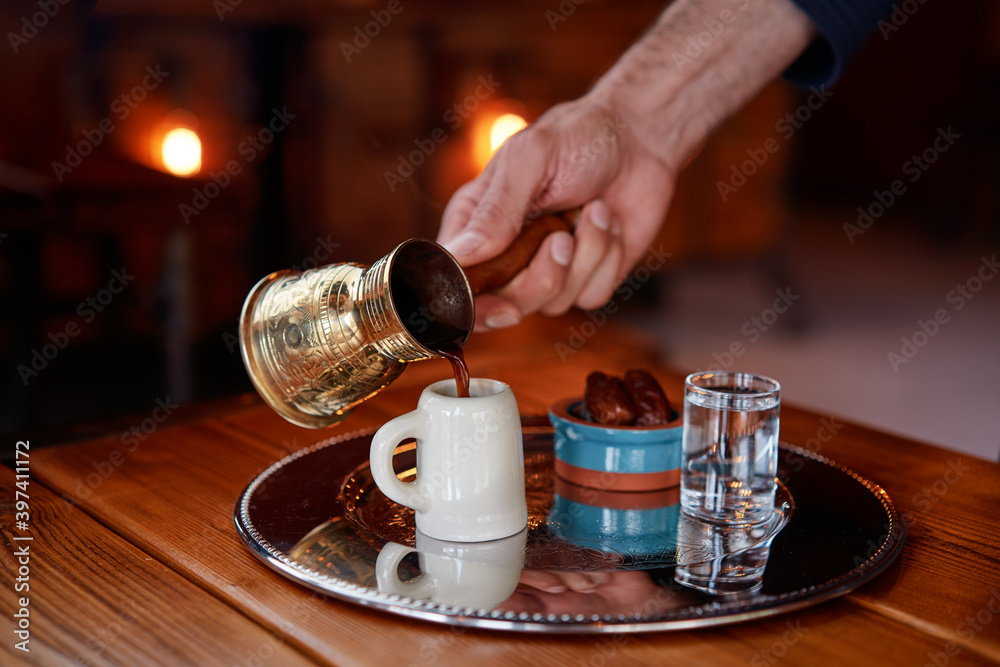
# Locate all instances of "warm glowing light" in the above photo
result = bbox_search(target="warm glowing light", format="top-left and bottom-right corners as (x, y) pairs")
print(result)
(489, 113), (527, 154)
(471, 104), (529, 172)
(161, 127), (202, 176)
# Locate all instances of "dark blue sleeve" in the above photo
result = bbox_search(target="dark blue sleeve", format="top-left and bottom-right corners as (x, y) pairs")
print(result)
(784, 0), (898, 88)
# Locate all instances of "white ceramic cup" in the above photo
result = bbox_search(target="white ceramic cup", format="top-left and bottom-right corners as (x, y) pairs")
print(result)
(369, 378), (527, 542)
(375, 528), (527, 608)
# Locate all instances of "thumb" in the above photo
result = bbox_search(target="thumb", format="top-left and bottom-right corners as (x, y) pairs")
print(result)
(440, 136), (548, 266)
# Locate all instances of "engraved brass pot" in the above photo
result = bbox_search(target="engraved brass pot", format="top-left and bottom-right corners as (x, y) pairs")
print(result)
(239, 239), (474, 428)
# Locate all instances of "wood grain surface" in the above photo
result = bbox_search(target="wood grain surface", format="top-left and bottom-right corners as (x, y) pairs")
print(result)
(0, 477), (318, 666)
(5, 313), (1000, 666)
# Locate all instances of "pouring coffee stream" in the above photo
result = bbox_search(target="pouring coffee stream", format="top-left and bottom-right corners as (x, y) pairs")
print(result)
(438, 207), (579, 398)
(239, 209), (579, 426)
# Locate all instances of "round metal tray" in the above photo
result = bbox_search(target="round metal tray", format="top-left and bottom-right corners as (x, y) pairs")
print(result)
(234, 416), (905, 633)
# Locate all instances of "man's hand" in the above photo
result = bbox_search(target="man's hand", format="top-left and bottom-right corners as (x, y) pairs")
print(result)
(437, 0), (815, 331)
(438, 97), (675, 330)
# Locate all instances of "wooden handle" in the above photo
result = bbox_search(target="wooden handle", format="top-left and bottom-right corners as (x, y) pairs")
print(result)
(464, 208), (581, 296)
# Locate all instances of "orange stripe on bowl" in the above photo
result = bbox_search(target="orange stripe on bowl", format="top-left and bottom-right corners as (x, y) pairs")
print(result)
(553, 459), (680, 492)
(555, 476), (680, 508)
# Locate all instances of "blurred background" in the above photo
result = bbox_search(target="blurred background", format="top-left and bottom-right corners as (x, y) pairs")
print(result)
(1, 0), (998, 460)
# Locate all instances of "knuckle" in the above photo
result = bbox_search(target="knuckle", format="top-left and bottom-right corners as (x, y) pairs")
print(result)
(507, 126), (552, 164)
(540, 271), (568, 300)
(472, 200), (518, 236)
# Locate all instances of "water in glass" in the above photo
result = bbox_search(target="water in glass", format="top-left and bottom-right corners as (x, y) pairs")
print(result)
(681, 379), (779, 524)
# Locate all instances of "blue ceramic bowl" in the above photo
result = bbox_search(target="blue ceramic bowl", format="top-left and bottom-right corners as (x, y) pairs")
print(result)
(548, 397), (682, 492)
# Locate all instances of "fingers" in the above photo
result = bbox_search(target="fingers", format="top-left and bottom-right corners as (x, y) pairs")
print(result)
(576, 240), (625, 310)
(540, 200), (625, 315)
(439, 133), (551, 266)
(517, 570), (569, 593)
(601, 171), (675, 285)
(472, 229), (573, 329)
(436, 95), (675, 329)
(491, 230), (573, 317)
(517, 570), (610, 593)
(472, 293), (522, 332)
(473, 201), (627, 329)
(438, 179), (487, 246)
(552, 572), (605, 592)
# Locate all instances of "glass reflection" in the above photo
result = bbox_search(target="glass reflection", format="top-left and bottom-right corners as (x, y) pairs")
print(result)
(674, 500), (791, 596)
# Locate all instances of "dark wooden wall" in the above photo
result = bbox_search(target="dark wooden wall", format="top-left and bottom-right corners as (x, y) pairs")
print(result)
(0, 0), (996, 437)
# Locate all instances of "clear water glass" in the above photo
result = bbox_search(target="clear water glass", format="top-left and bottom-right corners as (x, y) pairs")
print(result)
(680, 371), (780, 525)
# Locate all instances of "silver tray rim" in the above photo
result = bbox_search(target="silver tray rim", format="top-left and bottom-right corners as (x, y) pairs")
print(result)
(233, 424), (906, 634)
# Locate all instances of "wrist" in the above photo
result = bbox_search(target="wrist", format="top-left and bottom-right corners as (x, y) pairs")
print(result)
(590, 0), (815, 170)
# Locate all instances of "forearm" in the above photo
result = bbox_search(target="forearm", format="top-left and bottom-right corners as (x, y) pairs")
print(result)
(590, 0), (816, 172)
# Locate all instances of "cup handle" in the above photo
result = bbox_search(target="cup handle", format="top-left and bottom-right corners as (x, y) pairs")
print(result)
(374, 542), (435, 599)
(370, 409), (430, 512)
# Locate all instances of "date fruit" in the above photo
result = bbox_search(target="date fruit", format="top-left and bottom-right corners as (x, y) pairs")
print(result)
(623, 368), (672, 425)
(581, 369), (673, 426)
(585, 372), (636, 426)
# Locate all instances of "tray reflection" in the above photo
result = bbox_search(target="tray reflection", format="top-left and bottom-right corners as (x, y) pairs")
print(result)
(235, 420), (904, 632)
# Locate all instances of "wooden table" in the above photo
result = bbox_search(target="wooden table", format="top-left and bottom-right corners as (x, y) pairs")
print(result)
(4, 313), (1000, 666)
